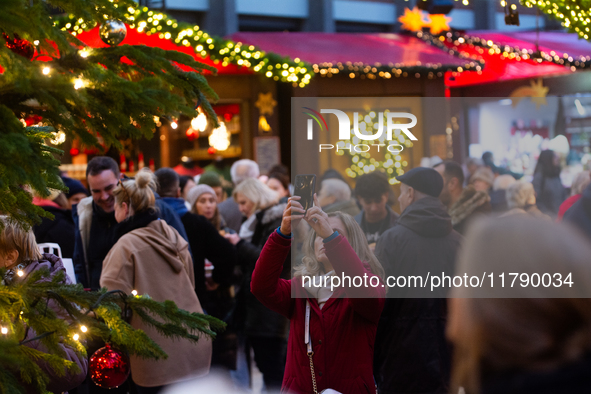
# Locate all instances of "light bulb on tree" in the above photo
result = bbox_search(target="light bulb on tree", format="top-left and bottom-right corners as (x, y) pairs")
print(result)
(208, 121), (231, 151)
(171, 121), (178, 129)
(42, 67), (50, 75)
(80, 325), (88, 333)
(74, 79), (84, 90)
(191, 111), (207, 132)
(50, 131), (66, 145)
(1, 327), (7, 335)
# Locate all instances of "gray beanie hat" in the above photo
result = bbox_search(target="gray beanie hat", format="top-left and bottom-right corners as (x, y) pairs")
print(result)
(186, 184), (217, 211)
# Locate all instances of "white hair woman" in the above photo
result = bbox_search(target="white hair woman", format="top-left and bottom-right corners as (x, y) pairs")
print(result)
(100, 169), (211, 393)
(503, 181), (548, 219)
(250, 195), (385, 393)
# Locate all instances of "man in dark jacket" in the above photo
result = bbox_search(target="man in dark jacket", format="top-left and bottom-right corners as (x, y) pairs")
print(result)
(354, 171), (399, 248)
(73, 157), (187, 291)
(155, 168), (237, 302)
(563, 183), (591, 239)
(374, 167), (462, 394)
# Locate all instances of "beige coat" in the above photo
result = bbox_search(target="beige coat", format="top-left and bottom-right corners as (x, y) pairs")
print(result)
(100, 219), (211, 387)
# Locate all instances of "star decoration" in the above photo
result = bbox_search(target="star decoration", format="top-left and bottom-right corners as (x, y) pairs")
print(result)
(255, 92), (277, 116)
(398, 8), (451, 34)
(509, 79), (549, 109)
(398, 8), (426, 32)
(429, 14), (452, 35)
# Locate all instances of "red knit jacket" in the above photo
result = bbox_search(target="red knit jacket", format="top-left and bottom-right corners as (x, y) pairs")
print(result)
(251, 231), (385, 394)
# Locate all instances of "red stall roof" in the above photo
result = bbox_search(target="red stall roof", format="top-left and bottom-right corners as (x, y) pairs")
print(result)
(441, 31), (590, 88)
(76, 26), (253, 75)
(229, 32), (477, 70)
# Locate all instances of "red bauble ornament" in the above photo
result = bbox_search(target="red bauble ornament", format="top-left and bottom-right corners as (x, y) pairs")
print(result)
(70, 148), (80, 156)
(2, 33), (35, 60)
(89, 344), (130, 389)
(223, 112), (233, 122)
(207, 147), (216, 155)
(186, 129), (196, 141)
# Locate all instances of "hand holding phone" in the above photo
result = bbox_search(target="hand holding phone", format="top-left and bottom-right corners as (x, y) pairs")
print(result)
(293, 174), (316, 214)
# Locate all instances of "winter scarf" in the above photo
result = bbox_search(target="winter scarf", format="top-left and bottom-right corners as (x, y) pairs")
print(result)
(111, 209), (160, 244)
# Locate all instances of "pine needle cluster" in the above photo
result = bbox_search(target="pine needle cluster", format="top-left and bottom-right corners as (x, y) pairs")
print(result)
(0, 266), (225, 394)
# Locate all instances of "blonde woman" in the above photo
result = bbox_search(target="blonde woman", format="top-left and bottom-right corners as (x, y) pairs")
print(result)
(0, 216), (87, 393)
(100, 169), (211, 393)
(223, 177), (289, 390)
(250, 195), (385, 394)
(448, 216), (591, 394)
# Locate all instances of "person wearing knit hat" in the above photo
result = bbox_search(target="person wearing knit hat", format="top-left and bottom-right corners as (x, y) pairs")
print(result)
(61, 176), (89, 209)
(374, 166), (461, 394)
(469, 167), (494, 192)
(187, 184), (236, 235)
(198, 171), (226, 203)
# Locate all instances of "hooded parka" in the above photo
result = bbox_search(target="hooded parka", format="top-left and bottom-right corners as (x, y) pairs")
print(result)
(100, 218), (211, 387)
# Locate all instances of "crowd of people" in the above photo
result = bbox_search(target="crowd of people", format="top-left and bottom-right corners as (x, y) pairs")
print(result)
(2, 149), (591, 394)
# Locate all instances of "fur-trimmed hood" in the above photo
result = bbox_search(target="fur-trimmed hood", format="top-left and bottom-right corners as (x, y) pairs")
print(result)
(449, 186), (491, 226)
(259, 201), (287, 225)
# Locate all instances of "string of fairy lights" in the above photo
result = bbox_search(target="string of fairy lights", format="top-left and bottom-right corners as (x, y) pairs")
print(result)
(0, 285), (142, 344)
(311, 58), (480, 80)
(54, 7), (313, 87)
(53, 6), (486, 83)
(416, 30), (590, 70)
(521, 0), (591, 41)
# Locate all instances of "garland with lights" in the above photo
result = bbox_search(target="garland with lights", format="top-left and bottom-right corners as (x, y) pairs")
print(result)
(311, 58), (480, 80)
(54, 7), (314, 87)
(522, 0), (591, 41)
(416, 30), (590, 70)
(0, 266), (224, 394)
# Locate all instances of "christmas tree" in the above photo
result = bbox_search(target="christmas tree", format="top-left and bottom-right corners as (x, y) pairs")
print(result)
(0, 0), (219, 229)
(1, 1), (223, 392)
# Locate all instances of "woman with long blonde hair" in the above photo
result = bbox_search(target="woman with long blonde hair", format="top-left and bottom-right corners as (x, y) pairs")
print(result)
(250, 195), (385, 394)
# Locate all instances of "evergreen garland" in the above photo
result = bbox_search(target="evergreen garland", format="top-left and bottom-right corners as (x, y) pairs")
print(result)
(522, 0), (591, 41)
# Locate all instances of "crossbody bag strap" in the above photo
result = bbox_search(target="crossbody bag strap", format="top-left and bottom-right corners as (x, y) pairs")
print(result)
(305, 300), (319, 394)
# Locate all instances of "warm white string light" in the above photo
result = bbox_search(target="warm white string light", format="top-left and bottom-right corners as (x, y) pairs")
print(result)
(208, 121), (230, 151)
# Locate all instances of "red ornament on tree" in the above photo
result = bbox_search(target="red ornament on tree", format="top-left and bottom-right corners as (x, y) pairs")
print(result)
(207, 147), (216, 155)
(70, 148), (80, 156)
(89, 344), (130, 389)
(2, 33), (35, 60)
(223, 112), (233, 122)
(186, 128), (196, 141)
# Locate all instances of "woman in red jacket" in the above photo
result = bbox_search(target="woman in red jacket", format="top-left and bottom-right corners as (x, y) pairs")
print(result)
(251, 195), (385, 394)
